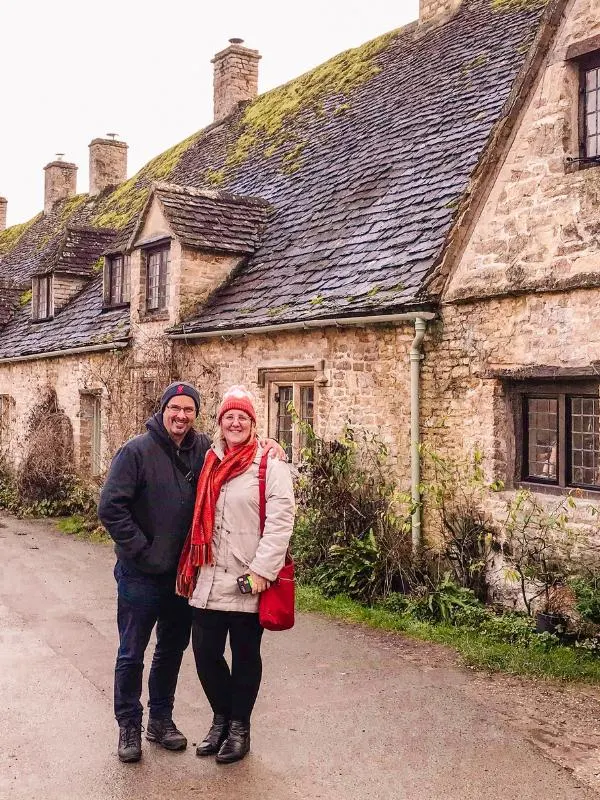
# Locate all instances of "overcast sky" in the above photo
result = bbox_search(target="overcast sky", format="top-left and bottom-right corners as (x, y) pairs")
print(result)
(0, 0), (419, 227)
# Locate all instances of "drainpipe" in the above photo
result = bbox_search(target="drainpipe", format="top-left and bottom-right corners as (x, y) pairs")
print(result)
(410, 317), (428, 554)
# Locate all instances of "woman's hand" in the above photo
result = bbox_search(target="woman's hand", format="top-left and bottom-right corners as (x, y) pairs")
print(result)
(248, 570), (270, 594)
(259, 438), (287, 461)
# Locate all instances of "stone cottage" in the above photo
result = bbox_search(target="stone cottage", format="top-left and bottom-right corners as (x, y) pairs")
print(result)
(0, 0), (597, 549)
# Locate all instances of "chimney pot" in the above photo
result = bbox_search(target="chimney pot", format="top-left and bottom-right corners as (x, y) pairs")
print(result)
(0, 197), (7, 232)
(419, 0), (461, 25)
(43, 159), (77, 215)
(211, 39), (261, 121)
(88, 137), (128, 196)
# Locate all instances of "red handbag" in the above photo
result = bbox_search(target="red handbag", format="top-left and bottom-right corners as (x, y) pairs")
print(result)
(257, 451), (295, 631)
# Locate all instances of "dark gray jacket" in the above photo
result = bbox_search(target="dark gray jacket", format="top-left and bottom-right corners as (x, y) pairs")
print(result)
(98, 414), (210, 574)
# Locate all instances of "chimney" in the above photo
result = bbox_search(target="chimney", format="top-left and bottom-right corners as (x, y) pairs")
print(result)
(212, 38), (261, 121)
(419, 0), (461, 25)
(44, 156), (77, 215)
(0, 197), (6, 232)
(89, 135), (128, 195)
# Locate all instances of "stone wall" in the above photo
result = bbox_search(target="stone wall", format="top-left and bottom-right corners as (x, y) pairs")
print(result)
(174, 323), (416, 478)
(53, 274), (88, 313)
(446, 0), (600, 303)
(0, 350), (118, 473)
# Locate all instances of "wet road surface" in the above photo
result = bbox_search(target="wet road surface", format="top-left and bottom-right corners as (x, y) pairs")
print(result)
(0, 517), (597, 800)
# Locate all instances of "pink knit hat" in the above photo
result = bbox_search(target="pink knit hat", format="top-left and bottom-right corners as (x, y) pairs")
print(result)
(217, 385), (257, 424)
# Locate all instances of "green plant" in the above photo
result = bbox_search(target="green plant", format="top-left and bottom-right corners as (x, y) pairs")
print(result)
(405, 575), (481, 624)
(292, 421), (416, 603)
(502, 490), (578, 616)
(421, 448), (500, 601)
(569, 575), (600, 626)
(313, 528), (380, 601)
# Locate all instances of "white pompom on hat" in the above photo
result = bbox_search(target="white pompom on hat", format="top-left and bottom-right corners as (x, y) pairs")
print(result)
(217, 385), (257, 424)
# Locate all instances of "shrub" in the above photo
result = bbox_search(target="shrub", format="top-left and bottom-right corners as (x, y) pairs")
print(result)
(292, 423), (416, 603)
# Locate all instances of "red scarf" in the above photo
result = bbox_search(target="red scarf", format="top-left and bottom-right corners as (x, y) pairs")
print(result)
(176, 438), (258, 599)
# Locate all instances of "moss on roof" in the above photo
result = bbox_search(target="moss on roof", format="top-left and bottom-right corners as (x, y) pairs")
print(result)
(224, 29), (398, 169)
(92, 131), (203, 229)
(0, 214), (42, 257)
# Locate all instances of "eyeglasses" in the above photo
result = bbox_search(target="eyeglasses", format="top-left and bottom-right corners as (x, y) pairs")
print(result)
(166, 404), (196, 416)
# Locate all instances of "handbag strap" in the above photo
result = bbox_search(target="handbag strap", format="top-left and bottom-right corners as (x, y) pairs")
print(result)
(258, 450), (269, 535)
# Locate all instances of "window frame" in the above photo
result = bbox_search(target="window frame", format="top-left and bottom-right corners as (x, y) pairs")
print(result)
(0, 394), (12, 448)
(79, 390), (103, 478)
(144, 244), (170, 313)
(577, 50), (600, 165)
(512, 379), (600, 493)
(268, 378), (316, 462)
(32, 275), (53, 321)
(104, 254), (130, 308)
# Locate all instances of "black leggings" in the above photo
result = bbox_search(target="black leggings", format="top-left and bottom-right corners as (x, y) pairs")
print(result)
(191, 608), (264, 724)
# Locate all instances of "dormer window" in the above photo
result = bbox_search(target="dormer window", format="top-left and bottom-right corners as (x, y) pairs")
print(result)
(104, 254), (130, 308)
(145, 244), (170, 312)
(32, 276), (52, 321)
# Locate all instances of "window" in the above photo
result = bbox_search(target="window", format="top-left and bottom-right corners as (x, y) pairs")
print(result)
(104, 254), (130, 307)
(140, 377), (159, 421)
(145, 245), (169, 312)
(0, 394), (12, 447)
(80, 392), (102, 477)
(515, 381), (600, 491)
(32, 276), (52, 321)
(579, 52), (600, 161)
(270, 382), (315, 460)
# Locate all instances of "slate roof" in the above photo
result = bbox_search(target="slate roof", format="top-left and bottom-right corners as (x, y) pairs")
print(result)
(35, 226), (116, 276)
(166, 0), (556, 333)
(0, 276), (129, 360)
(0, 0), (557, 356)
(135, 184), (272, 255)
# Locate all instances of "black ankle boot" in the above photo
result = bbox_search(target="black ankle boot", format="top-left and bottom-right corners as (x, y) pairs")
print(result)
(215, 720), (250, 764)
(146, 718), (187, 751)
(196, 714), (229, 757)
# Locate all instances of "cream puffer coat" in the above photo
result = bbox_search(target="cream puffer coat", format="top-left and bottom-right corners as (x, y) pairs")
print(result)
(189, 442), (295, 613)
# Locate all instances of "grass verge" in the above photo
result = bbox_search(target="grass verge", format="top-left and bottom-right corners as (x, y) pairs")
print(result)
(55, 514), (110, 544)
(296, 585), (600, 683)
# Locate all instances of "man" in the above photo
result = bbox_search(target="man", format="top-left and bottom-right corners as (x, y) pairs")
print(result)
(99, 381), (282, 763)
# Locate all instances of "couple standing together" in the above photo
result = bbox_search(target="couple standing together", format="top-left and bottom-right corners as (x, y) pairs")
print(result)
(98, 382), (294, 765)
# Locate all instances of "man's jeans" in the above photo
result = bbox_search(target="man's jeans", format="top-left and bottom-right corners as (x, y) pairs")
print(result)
(114, 560), (192, 725)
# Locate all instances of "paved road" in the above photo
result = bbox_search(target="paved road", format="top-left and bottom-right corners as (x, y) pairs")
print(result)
(0, 516), (596, 800)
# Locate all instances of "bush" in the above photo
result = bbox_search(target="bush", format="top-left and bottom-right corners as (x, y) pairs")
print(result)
(569, 575), (600, 626)
(292, 423), (416, 603)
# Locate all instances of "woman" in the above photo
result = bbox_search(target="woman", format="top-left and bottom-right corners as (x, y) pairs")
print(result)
(176, 385), (295, 764)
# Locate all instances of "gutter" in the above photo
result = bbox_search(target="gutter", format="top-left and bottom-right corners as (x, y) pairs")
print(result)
(0, 339), (130, 365)
(168, 311), (437, 340)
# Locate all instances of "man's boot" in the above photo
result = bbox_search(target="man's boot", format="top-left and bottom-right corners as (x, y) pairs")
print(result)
(146, 718), (187, 751)
(196, 714), (229, 756)
(215, 720), (250, 764)
(118, 722), (142, 763)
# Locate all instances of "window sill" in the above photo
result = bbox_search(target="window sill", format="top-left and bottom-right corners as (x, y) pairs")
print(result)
(139, 310), (170, 323)
(516, 480), (600, 499)
(30, 316), (54, 323)
(102, 302), (130, 312)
